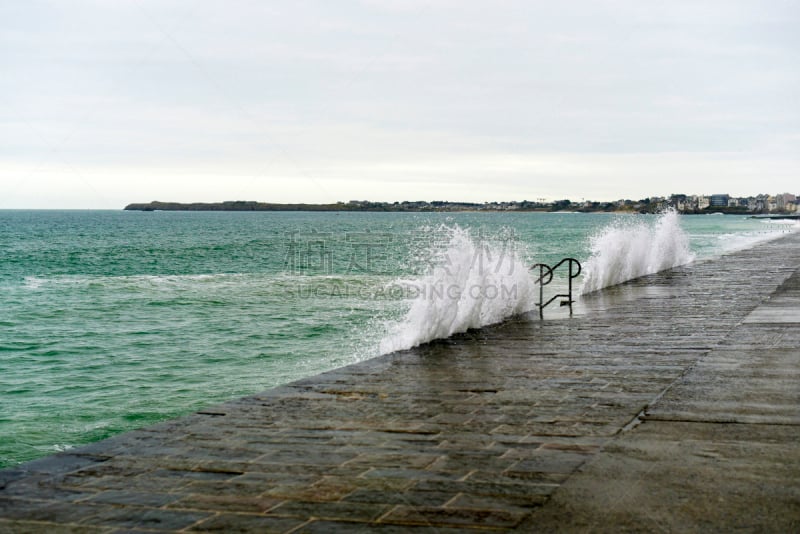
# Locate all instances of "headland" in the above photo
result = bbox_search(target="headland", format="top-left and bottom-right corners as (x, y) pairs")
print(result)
(124, 191), (799, 215)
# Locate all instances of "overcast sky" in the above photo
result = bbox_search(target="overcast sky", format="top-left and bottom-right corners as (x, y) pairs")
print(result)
(2, 1), (798, 208)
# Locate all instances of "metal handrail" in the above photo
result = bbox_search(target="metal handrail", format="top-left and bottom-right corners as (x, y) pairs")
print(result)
(529, 258), (582, 318)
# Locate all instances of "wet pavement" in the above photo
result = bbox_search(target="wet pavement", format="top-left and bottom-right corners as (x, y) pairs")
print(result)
(1, 232), (799, 532)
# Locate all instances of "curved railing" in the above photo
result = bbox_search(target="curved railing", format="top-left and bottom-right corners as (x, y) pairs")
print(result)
(529, 258), (582, 318)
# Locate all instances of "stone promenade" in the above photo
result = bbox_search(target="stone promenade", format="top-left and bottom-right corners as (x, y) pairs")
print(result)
(1, 232), (799, 533)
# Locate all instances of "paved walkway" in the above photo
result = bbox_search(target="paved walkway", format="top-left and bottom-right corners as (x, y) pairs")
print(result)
(1, 232), (799, 533)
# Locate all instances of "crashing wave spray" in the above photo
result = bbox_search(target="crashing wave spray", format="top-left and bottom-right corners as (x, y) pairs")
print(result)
(580, 209), (695, 294)
(379, 225), (538, 354)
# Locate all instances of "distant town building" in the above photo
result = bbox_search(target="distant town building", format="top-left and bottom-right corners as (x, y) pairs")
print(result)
(709, 194), (730, 207)
(776, 193), (797, 212)
(670, 194), (688, 211)
(768, 196), (778, 212)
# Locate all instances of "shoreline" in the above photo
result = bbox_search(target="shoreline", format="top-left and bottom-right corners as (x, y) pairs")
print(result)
(124, 200), (798, 216)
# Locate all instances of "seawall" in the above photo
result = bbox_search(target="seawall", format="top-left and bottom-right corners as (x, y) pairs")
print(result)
(1, 232), (799, 532)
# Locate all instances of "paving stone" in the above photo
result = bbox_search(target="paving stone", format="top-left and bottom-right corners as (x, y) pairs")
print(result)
(0, 481), (97, 501)
(412, 479), (559, 501)
(446, 492), (546, 511)
(360, 468), (465, 482)
(85, 490), (183, 508)
(380, 505), (527, 528)
(0, 520), (112, 534)
(62, 474), (192, 493)
(267, 500), (391, 522)
(294, 520), (469, 533)
(233, 472), (321, 486)
(183, 480), (273, 497)
(168, 493), (284, 513)
(187, 514), (304, 533)
(342, 488), (455, 507)
(507, 450), (593, 475)
(262, 481), (353, 502)
(342, 453), (440, 470)
(14, 454), (110, 477)
(0, 498), (102, 524)
(79, 507), (211, 531)
(149, 468), (241, 481)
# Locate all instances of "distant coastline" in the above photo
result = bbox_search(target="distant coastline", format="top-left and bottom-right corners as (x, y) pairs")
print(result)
(124, 200), (556, 213)
(123, 199), (797, 215)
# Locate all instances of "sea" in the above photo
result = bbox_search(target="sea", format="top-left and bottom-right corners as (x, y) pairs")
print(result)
(1, 209), (797, 468)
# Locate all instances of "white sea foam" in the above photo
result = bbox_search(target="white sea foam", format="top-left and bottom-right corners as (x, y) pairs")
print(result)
(22, 276), (45, 290)
(715, 227), (795, 255)
(378, 225), (537, 354)
(762, 218), (800, 226)
(21, 273), (252, 291)
(579, 209), (695, 294)
(693, 218), (798, 258)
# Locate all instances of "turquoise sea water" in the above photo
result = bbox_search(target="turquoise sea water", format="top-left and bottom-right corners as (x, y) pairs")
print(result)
(0, 210), (795, 468)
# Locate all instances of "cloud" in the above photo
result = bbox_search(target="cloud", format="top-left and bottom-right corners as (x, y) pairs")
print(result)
(1, 0), (798, 207)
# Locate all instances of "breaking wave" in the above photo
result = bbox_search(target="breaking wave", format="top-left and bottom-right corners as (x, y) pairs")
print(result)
(379, 225), (537, 353)
(580, 209), (695, 294)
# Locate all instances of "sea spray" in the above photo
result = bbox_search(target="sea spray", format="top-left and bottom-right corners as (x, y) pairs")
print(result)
(580, 209), (695, 294)
(379, 225), (537, 353)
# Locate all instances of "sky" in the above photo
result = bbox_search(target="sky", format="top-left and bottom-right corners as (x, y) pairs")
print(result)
(1, 1), (798, 208)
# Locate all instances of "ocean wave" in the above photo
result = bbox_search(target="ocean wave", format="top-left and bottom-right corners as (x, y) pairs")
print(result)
(697, 218), (799, 257)
(579, 209), (695, 294)
(714, 228), (796, 254)
(378, 225), (537, 353)
(761, 218), (800, 226)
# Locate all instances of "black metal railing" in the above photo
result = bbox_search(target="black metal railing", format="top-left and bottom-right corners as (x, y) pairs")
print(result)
(529, 258), (582, 318)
